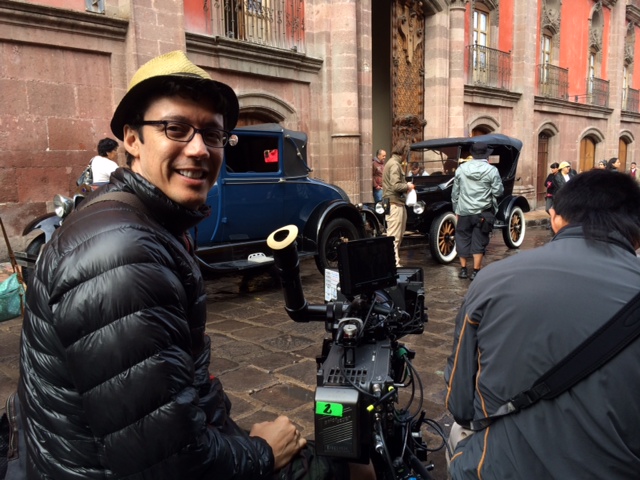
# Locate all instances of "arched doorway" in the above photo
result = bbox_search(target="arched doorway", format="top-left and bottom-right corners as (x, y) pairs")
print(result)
(619, 137), (629, 172)
(537, 132), (550, 204)
(471, 126), (491, 136)
(579, 136), (597, 172)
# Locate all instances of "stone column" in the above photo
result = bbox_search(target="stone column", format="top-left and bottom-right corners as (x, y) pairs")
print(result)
(328, 0), (362, 203)
(605, 1), (626, 160)
(510, 0), (538, 199)
(424, 11), (451, 139)
(448, 1), (466, 137)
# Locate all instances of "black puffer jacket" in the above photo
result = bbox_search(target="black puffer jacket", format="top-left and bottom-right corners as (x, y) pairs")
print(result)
(19, 169), (274, 479)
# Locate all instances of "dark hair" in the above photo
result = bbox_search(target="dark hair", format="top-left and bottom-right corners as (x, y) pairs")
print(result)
(97, 138), (118, 157)
(123, 78), (227, 167)
(391, 140), (407, 157)
(606, 157), (619, 170)
(550, 162), (559, 169)
(553, 169), (640, 246)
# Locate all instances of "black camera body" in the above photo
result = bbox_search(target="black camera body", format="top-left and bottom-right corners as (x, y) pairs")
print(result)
(267, 226), (432, 479)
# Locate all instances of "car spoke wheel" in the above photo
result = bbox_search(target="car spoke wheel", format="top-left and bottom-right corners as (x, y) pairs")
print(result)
(315, 218), (359, 274)
(502, 206), (526, 248)
(429, 212), (457, 264)
(22, 233), (46, 285)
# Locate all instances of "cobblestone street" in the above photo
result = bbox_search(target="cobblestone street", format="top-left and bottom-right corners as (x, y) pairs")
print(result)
(0, 216), (552, 479)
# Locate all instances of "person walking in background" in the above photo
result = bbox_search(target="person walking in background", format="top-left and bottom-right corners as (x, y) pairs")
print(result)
(544, 162), (559, 214)
(552, 161), (576, 193)
(606, 157), (621, 171)
(596, 159), (607, 169)
(90, 137), (120, 186)
(445, 170), (640, 479)
(452, 142), (503, 281)
(372, 148), (386, 202)
(383, 141), (414, 268)
(630, 161), (637, 180)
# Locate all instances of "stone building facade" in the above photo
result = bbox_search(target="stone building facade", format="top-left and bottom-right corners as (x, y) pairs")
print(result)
(1, 0), (639, 254)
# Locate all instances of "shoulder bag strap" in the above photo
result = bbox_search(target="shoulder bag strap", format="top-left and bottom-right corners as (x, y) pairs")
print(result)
(78, 191), (152, 217)
(470, 289), (640, 431)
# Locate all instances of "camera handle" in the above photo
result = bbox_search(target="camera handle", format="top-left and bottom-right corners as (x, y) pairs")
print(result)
(267, 225), (329, 322)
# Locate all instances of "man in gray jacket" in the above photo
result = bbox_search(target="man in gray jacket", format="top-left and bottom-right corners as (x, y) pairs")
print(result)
(451, 142), (503, 280)
(445, 169), (640, 479)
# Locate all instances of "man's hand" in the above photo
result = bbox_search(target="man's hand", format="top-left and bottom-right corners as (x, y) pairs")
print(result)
(407, 182), (415, 190)
(250, 415), (307, 471)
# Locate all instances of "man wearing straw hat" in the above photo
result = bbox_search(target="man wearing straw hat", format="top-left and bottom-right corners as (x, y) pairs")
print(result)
(17, 52), (370, 480)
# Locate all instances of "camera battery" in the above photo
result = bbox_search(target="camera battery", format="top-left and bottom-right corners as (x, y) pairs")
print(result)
(314, 387), (360, 459)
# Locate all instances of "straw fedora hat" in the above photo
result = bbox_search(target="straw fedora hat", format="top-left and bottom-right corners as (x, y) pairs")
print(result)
(110, 51), (239, 140)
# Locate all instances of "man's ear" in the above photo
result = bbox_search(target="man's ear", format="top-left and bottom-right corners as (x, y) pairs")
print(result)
(549, 208), (568, 234)
(123, 125), (141, 166)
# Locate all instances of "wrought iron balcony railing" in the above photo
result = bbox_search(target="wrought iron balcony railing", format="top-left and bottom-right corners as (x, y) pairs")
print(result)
(572, 77), (610, 107)
(215, 0), (305, 53)
(536, 63), (569, 100)
(622, 87), (640, 113)
(466, 44), (512, 90)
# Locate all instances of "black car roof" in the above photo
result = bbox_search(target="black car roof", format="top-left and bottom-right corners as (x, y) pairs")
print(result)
(410, 133), (522, 152)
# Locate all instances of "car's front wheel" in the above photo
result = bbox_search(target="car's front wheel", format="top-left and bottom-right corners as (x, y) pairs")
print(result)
(502, 206), (526, 248)
(429, 212), (457, 264)
(315, 218), (359, 274)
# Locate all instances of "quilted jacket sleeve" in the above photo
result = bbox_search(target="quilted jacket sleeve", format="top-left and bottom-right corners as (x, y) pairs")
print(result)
(22, 203), (274, 480)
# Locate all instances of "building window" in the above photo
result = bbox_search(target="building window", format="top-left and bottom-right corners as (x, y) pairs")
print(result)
(216, 0), (306, 53)
(541, 33), (552, 83)
(587, 51), (596, 96)
(472, 6), (490, 81)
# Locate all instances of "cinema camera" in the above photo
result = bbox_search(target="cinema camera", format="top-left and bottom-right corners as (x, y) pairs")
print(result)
(267, 225), (445, 480)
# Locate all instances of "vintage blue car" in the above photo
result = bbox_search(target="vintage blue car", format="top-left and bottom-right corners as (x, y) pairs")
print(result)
(193, 123), (380, 275)
(16, 124), (380, 280)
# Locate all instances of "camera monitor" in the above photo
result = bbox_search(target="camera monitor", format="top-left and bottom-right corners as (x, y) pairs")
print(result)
(337, 236), (397, 297)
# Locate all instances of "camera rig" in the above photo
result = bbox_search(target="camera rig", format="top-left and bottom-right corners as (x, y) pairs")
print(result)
(267, 225), (445, 480)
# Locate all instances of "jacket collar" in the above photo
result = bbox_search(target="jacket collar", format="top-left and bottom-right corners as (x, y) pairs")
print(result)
(553, 224), (637, 255)
(105, 168), (210, 235)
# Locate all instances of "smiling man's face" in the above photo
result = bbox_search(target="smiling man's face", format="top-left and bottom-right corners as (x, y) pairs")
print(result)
(123, 95), (224, 209)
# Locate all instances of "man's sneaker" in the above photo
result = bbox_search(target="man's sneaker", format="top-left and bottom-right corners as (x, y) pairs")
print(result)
(469, 269), (480, 281)
(458, 267), (468, 279)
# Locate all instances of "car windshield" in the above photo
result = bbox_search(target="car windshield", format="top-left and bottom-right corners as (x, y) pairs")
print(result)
(406, 146), (501, 178)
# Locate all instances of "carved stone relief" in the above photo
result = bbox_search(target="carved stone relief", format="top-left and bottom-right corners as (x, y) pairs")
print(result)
(625, 22), (636, 66)
(392, 0), (427, 147)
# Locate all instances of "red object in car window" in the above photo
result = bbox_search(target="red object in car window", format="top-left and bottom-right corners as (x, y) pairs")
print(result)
(264, 149), (279, 163)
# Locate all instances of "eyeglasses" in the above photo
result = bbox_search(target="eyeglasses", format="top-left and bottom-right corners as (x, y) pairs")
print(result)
(137, 120), (229, 148)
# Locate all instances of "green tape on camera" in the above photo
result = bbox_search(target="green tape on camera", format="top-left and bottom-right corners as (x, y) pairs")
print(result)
(316, 402), (343, 417)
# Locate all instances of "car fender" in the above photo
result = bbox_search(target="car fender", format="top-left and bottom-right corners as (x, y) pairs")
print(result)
(303, 200), (366, 246)
(21, 212), (61, 241)
(496, 195), (530, 224)
(426, 200), (454, 217)
(358, 204), (383, 236)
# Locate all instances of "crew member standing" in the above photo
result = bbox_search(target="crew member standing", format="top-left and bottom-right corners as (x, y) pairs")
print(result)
(452, 142), (503, 280)
(382, 141), (414, 268)
(372, 149), (387, 202)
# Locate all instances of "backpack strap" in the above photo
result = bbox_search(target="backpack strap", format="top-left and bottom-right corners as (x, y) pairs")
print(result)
(78, 191), (152, 217)
(470, 289), (640, 431)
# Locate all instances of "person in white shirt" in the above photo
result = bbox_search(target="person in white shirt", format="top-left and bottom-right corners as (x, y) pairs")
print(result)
(90, 138), (119, 185)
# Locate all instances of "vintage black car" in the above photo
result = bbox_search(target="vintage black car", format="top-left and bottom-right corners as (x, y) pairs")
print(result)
(377, 133), (529, 264)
